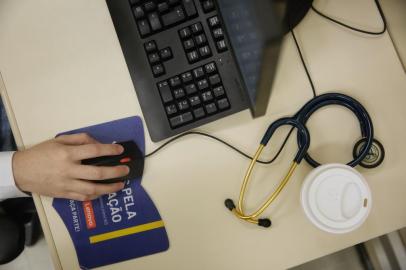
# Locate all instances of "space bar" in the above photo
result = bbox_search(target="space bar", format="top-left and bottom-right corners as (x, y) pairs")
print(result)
(162, 6), (185, 27)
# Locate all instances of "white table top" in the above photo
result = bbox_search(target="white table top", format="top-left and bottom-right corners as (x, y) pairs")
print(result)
(1, 0), (405, 269)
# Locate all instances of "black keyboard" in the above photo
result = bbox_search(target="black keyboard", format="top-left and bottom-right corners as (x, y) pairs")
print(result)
(158, 61), (230, 128)
(106, 0), (249, 141)
(132, 0), (199, 38)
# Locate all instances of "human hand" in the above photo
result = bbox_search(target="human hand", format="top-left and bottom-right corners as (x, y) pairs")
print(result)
(12, 133), (129, 201)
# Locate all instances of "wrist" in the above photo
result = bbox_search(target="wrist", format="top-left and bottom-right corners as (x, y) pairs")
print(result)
(0, 151), (28, 198)
(11, 151), (28, 193)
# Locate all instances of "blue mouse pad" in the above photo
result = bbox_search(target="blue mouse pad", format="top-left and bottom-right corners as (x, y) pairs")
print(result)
(52, 116), (169, 269)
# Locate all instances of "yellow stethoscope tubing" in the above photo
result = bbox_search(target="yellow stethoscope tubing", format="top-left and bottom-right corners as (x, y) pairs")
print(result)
(231, 144), (298, 224)
(228, 117), (310, 226)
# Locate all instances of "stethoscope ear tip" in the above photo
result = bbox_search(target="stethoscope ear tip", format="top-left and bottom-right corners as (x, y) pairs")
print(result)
(225, 199), (272, 228)
(258, 219), (272, 228)
(224, 199), (236, 211)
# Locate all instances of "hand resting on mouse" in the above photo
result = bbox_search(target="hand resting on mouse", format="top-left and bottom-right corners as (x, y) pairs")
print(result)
(12, 133), (129, 201)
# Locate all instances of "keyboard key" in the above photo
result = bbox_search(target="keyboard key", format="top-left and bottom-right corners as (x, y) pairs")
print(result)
(144, 1), (156, 12)
(179, 21), (215, 64)
(212, 28), (224, 39)
(187, 50), (199, 63)
(148, 12), (162, 31)
(183, 39), (195, 50)
(158, 81), (173, 103)
(205, 103), (217, 114)
(179, 27), (191, 39)
(201, 91), (213, 102)
(177, 100), (189, 110)
(173, 88), (185, 99)
(185, 83), (197, 94)
(144, 40), (157, 52)
(169, 76), (181, 87)
(158, 2), (170, 13)
(132, 6), (145, 19)
(198, 45), (211, 58)
(170, 112), (193, 127)
(204, 62), (217, 74)
(181, 72), (193, 83)
(166, 104), (177, 115)
(216, 39), (227, 52)
(217, 98), (230, 110)
(182, 0), (197, 17)
(195, 34), (207, 46)
(152, 63), (165, 77)
(202, 0), (215, 13)
(191, 22), (203, 34)
(193, 67), (204, 78)
(189, 95), (201, 106)
(213, 85), (225, 97)
(162, 5), (185, 27)
(148, 52), (160, 64)
(209, 74), (221, 85)
(137, 20), (151, 37)
(159, 47), (173, 60)
(193, 107), (205, 119)
(208, 16), (220, 28)
(197, 79), (209, 90)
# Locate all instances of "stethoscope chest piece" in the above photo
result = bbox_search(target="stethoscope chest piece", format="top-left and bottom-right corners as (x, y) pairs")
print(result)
(353, 138), (385, 169)
(300, 163), (372, 234)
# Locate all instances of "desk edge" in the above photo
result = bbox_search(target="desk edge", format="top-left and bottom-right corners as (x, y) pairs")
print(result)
(0, 71), (63, 270)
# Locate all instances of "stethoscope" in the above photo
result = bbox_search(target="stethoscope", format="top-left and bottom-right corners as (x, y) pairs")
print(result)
(225, 92), (375, 227)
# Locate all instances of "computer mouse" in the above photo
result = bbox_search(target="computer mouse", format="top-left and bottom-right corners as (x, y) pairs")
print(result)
(81, 140), (144, 184)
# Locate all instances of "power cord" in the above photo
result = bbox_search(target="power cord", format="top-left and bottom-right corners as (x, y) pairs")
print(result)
(290, 28), (317, 97)
(145, 0), (387, 161)
(289, 0), (387, 98)
(311, 0), (387, 35)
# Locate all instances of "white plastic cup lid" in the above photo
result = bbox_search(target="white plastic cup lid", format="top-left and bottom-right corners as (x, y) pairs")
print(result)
(301, 163), (372, 234)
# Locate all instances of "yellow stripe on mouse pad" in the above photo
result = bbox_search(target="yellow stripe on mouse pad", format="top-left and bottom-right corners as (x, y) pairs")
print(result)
(89, 220), (165, 244)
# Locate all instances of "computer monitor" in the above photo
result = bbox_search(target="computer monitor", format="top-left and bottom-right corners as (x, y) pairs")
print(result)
(218, 0), (312, 117)
(217, 0), (284, 117)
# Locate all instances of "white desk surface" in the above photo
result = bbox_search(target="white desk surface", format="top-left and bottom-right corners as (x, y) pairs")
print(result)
(1, 0), (406, 269)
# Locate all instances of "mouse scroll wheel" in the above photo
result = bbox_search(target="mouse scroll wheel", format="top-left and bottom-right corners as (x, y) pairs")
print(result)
(120, 157), (131, 163)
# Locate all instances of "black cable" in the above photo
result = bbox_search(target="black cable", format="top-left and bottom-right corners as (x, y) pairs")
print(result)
(289, 0), (387, 99)
(290, 29), (316, 98)
(145, 129), (294, 165)
(311, 0), (387, 35)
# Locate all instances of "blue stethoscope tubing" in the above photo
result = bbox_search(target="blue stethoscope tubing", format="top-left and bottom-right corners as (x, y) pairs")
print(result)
(261, 92), (374, 167)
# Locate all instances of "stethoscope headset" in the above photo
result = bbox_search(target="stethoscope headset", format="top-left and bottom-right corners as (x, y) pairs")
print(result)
(224, 92), (381, 228)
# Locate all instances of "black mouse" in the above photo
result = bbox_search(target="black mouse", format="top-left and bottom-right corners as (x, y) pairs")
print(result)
(81, 141), (144, 184)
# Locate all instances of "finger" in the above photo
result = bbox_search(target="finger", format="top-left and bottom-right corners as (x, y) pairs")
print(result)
(56, 133), (99, 145)
(69, 143), (124, 160)
(67, 179), (125, 197)
(62, 192), (99, 202)
(69, 164), (129, 181)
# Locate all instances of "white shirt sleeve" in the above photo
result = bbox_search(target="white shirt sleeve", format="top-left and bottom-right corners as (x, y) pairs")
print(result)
(0, 151), (28, 200)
